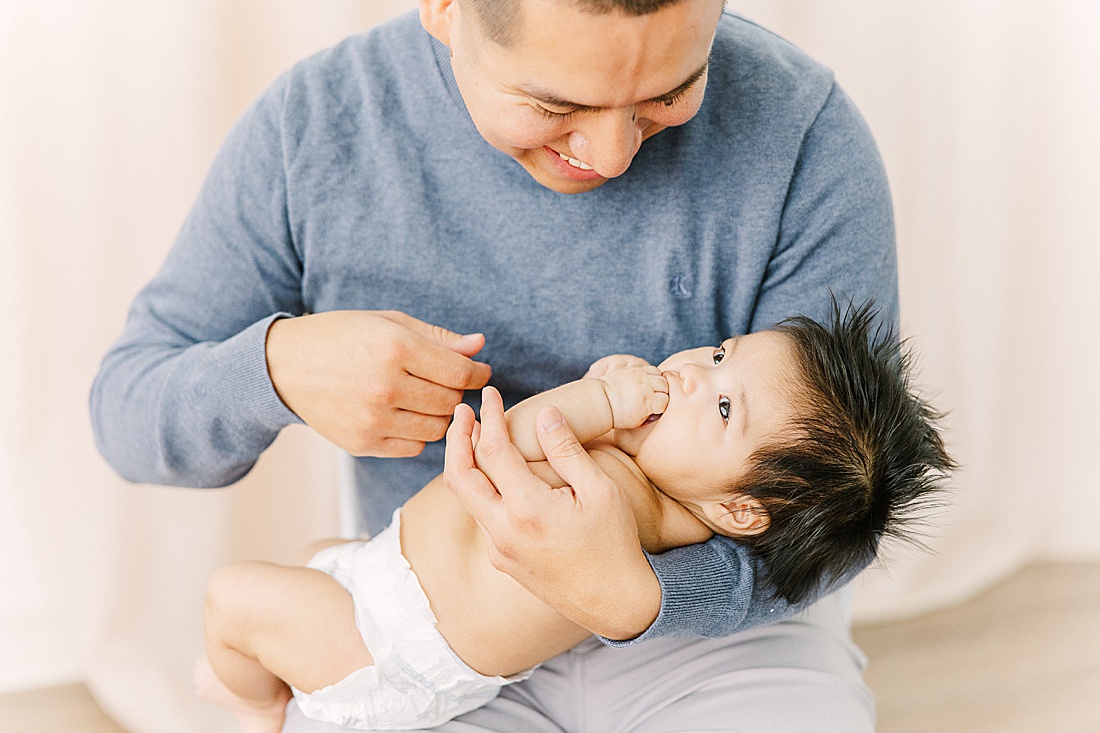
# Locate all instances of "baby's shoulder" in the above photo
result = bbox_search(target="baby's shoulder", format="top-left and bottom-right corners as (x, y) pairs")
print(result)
(586, 439), (714, 552)
(583, 438), (652, 488)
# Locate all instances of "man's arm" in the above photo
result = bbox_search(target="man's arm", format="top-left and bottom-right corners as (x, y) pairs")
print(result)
(90, 76), (489, 487)
(750, 82), (899, 334)
(88, 82), (305, 486)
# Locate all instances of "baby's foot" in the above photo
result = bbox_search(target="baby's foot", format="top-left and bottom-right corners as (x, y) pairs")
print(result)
(192, 655), (290, 733)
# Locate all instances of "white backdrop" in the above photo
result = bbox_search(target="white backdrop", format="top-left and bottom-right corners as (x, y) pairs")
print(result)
(1, 1), (1098, 731)
(733, 0), (1100, 618)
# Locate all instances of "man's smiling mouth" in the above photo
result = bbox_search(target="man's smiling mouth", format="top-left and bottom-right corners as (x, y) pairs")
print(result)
(552, 149), (594, 171)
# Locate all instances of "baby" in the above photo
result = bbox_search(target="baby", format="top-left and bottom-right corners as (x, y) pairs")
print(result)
(194, 302), (952, 731)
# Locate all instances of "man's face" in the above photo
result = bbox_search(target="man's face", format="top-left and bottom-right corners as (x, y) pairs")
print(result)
(438, 0), (724, 194)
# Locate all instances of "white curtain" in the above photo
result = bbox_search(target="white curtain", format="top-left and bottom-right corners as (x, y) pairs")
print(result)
(0, 2), (417, 731)
(1, 1), (1097, 731)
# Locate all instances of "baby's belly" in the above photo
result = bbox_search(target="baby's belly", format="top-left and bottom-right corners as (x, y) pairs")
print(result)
(399, 474), (589, 677)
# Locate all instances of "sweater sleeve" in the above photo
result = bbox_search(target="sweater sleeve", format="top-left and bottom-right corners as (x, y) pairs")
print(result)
(599, 537), (792, 646)
(89, 77), (306, 487)
(607, 82), (899, 643)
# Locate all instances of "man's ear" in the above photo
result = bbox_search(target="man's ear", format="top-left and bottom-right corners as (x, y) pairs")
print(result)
(420, 0), (459, 47)
(708, 495), (770, 537)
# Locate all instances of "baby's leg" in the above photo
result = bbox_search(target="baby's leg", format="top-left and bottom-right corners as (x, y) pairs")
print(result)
(199, 560), (374, 733)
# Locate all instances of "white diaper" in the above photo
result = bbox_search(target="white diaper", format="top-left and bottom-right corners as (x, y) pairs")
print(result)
(296, 508), (534, 730)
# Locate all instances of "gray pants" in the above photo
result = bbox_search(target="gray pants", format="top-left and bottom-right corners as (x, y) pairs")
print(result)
(282, 588), (874, 732)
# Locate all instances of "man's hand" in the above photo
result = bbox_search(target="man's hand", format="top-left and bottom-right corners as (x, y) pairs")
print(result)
(596, 366), (668, 429)
(266, 310), (492, 457)
(444, 386), (662, 640)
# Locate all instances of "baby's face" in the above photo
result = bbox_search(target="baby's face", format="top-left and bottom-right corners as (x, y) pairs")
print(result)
(622, 330), (801, 533)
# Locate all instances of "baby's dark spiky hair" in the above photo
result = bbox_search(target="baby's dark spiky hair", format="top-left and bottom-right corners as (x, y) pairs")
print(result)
(732, 299), (954, 606)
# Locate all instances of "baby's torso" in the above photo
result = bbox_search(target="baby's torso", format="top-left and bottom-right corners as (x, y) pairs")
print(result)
(394, 441), (712, 677)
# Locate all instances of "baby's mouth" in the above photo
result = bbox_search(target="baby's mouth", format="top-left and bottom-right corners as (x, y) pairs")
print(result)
(643, 413), (662, 425)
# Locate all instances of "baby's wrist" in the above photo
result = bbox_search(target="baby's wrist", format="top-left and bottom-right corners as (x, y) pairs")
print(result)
(592, 376), (622, 426)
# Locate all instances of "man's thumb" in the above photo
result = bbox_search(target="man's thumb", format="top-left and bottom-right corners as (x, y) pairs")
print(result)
(447, 331), (486, 358)
(403, 315), (485, 357)
(536, 407), (587, 460)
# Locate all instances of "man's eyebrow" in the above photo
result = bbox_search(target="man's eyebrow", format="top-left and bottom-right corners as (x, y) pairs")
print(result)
(518, 60), (709, 111)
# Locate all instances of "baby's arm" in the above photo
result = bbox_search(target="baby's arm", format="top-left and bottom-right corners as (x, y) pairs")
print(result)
(504, 363), (668, 462)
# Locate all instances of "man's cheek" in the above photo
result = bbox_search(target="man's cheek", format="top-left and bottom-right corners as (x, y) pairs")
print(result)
(477, 111), (563, 151)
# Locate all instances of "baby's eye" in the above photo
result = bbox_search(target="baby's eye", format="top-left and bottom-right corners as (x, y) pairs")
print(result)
(713, 346), (726, 364)
(718, 396), (731, 423)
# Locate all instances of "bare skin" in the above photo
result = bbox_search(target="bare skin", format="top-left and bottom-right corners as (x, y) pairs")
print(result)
(265, 310), (492, 458)
(198, 376), (712, 731)
(200, 329), (800, 730)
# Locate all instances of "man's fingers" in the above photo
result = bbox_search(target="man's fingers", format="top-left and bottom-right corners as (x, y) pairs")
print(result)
(444, 403), (503, 512)
(474, 387), (543, 499)
(390, 374), (469, 417)
(341, 409), (450, 456)
(444, 402), (477, 470)
(536, 406), (613, 493)
(470, 417), (482, 449)
(384, 311), (483, 354)
(385, 409), (452, 443)
(405, 341), (492, 391)
(372, 437), (429, 458)
(383, 312), (493, 389)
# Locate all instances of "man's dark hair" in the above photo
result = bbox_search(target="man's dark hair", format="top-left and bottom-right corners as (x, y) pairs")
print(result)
(731, 300), (954, 607)
(464, 0), (690, 47)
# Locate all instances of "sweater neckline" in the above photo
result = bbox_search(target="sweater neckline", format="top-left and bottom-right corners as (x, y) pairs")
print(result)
(427, 33), (475, 130)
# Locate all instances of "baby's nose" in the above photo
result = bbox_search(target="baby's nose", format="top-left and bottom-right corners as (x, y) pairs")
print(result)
(678, 363), (704, 393)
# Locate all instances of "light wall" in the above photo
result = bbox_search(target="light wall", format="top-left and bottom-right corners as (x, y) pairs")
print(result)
(0, 0), (419, 700)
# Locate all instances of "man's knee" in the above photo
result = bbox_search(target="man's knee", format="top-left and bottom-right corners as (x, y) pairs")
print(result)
(636, 668), (875, 733)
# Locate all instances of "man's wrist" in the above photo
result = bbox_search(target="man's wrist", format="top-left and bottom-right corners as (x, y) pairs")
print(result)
(569, 550), (661, 641)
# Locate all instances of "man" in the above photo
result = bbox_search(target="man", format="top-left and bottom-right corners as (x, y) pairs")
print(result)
(91, 0), (896, 730)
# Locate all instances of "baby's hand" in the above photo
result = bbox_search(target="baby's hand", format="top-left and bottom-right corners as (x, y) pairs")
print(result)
(584, 354), (653, 379)
(596, 366), (669, 429)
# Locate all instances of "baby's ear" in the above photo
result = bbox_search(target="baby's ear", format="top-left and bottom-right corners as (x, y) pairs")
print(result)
(709, 495), (770, 537)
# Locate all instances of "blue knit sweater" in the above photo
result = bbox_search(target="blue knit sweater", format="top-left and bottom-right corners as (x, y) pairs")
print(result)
(91, 10), (897, 642)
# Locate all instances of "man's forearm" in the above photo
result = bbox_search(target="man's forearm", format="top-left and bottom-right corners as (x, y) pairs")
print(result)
(552, 548), (662, 641)
(90, 315), (297, 486)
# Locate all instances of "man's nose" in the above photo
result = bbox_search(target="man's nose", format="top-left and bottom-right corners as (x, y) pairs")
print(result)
(568, 109), (643, 178)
